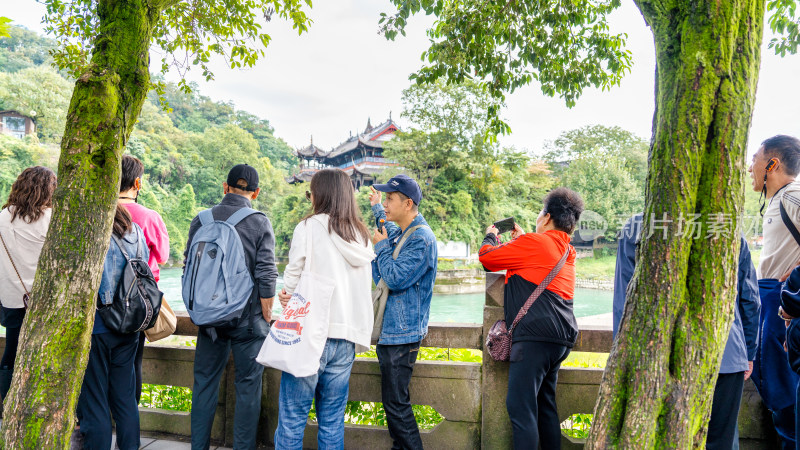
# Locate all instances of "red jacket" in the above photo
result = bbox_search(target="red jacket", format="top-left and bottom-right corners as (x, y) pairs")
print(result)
(479, 230), (576, 299)
(479, 230), (578, 347)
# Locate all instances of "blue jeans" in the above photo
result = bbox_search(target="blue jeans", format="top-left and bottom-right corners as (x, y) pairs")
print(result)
(274, 338), (356, 450)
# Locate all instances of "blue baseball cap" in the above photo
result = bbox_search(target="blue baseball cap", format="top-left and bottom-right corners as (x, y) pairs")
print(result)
(373, 174), (422, 205)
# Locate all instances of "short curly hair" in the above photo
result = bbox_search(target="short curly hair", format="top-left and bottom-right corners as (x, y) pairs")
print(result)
(542, 187), (584, 234)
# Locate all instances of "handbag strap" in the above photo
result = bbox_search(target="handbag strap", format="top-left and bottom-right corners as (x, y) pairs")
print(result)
(0, 230), (30, 296)
(392, 224), (429, 260)
(303, 217), (315, 272)
(508, 246), (570, 334)
(780, 200), (800, 248)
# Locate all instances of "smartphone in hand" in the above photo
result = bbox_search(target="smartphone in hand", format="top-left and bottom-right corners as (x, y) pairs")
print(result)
(493, 217), (515, 234)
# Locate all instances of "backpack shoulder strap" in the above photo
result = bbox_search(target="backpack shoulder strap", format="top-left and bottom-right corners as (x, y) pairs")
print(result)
(132, 224), (144, 260)
(392, 224), (430, 260)
(110, 233), (130, 260)
(780, 200), (800, 248)
(198, 209), (214, 226)
(225, 207), (263, 227)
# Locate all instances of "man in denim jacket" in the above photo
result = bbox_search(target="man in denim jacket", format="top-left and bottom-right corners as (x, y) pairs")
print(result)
(370, 174), (437, 450)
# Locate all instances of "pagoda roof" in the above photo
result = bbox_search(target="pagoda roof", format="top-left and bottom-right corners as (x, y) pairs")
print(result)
(285, 169), (317, 184)
(328, 118), (401, 159)
(295, 137), (330, 158)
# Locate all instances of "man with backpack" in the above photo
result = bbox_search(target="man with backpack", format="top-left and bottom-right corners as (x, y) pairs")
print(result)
(369, 175), (437, 450)
(183, 164), (278, 450)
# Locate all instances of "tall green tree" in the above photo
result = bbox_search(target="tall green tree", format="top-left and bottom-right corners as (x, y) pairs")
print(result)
(382, 0), (798, 446)
(0, 24), (56, 72)
(383, 80), (550, 247)
(0, 66), (73, 143)
(545, 126), (649, 236)
(3, 1), (311, 447)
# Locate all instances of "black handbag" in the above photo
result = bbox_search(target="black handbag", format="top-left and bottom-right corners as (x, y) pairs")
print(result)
(98, 233), (163, 334)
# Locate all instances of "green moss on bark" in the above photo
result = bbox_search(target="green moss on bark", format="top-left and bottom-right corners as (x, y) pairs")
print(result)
(0, 0), (161, 447)
(587, 0), (765, 447)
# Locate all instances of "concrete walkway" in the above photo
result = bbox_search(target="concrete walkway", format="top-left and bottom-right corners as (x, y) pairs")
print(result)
(112, 433), (233, 450)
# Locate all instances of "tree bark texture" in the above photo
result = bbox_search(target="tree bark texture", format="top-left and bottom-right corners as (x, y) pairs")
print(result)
(1, 0), (159, 447)
(587, 0), (764, 448)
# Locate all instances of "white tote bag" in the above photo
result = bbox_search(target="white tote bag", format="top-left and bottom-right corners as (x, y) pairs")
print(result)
(256, 220), (335, 377)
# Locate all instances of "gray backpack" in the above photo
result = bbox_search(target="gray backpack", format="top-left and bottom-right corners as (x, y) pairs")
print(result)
(182, 207), (264, 328)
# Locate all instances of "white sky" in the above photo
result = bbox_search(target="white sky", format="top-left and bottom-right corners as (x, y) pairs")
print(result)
(8, 0), (800, 158)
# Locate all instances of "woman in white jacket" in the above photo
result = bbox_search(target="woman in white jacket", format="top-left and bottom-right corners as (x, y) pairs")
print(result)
(275, 168), (375, 449)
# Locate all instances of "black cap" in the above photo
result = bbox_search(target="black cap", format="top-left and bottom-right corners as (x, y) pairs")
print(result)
(226, 164), (259, 192)
(372, 174), (422, 204)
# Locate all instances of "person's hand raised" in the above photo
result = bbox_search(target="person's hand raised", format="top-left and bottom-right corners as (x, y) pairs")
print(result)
(369, 186), (382, 206)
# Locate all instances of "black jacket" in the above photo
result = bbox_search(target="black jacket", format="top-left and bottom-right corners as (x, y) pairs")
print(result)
(503, 274), (578, 347)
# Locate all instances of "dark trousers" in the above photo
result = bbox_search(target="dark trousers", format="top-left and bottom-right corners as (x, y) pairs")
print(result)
(506, 341), (571, 450)
(377, 342), (423, 450)
(0, 307), (25, 401)
(191, 322), (267, 450)
(0, 307), (25, 369)
(77, 331), (140, 450)
(134, 331), (145, 403)
(707, 371), (744, 449)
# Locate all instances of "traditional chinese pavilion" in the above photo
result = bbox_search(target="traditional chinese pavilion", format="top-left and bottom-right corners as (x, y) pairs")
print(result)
(286, 117), (401, 188)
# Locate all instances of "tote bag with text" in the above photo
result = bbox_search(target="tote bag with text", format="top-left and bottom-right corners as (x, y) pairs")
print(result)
(256, 220), (335, 377)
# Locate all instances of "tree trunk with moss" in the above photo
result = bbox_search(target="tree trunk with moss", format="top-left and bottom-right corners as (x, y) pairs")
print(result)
(586, 1), (763, 447)
(0, 0), (159, 447)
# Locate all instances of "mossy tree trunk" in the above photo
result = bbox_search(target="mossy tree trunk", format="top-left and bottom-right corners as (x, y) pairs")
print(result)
(0, 0), (161, 447)
(587, 0), (764, 447)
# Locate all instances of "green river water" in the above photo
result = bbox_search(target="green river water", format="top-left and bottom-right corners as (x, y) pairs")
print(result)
(158, 268), (612, 324)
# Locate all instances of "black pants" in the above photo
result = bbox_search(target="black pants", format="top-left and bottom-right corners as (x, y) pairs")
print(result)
(506, 341), (571, 450)
(707, 371), (744, 450)
(0, 307), (25, 369)
(134, 331), (145, 403)
(377, 342), (423, 450)
(191, 321), (268, 450)
(77, 331), (140, 450)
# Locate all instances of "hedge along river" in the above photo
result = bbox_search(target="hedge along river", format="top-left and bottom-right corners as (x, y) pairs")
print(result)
(157, 268), (612, 324)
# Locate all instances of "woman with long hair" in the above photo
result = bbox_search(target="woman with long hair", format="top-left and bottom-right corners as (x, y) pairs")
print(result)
(0, 166), (56, 404)
(76, 205), (147, 450)
(274, 169), (375, 449)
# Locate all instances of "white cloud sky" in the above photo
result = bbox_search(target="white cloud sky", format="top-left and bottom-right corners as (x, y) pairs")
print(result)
(8, 0), (800, 158)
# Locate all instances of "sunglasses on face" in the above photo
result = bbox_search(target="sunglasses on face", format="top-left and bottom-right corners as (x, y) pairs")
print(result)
(305, 190), (311, 201)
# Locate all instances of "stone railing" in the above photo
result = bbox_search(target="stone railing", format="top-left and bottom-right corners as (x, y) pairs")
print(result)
(0, 273), (773, 447)
(139, 313), (485, 447)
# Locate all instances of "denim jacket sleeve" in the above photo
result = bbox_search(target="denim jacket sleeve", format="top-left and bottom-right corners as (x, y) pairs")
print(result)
(373, 231), (434, 291)
(738, 237), (760, 361)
